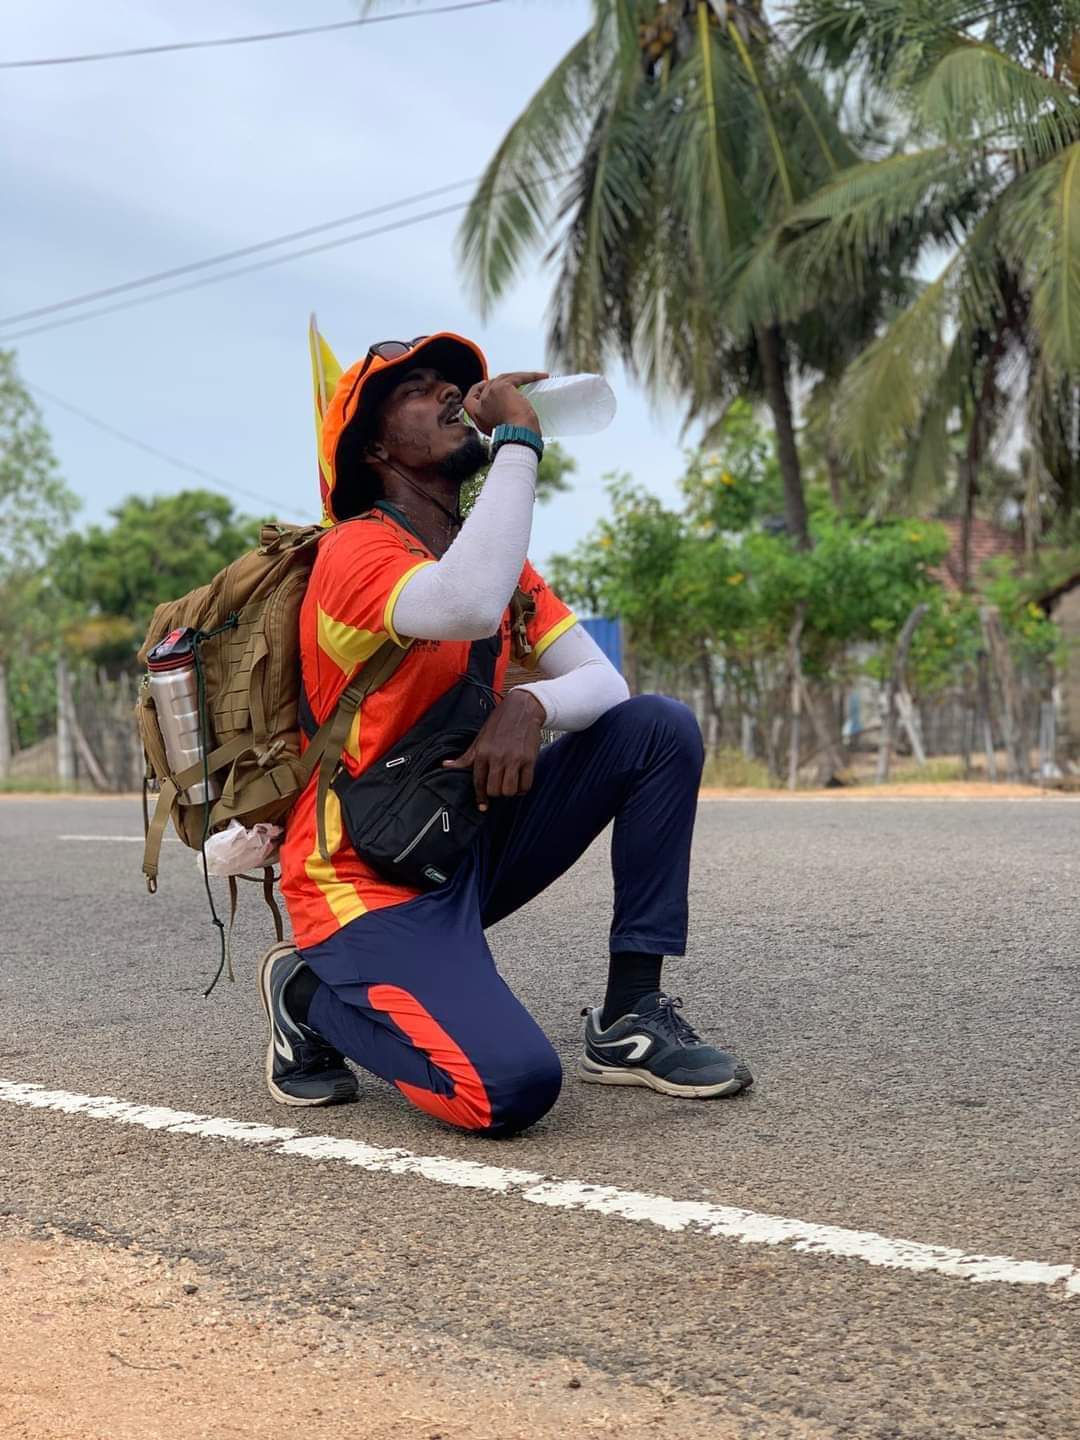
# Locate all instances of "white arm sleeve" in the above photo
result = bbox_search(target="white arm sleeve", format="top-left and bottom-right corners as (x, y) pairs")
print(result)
(389, 444), (537, 642)
(516, 624), (630, 732)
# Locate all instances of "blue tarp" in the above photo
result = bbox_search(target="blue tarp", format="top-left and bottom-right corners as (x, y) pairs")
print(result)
(579, 617), (623, 673)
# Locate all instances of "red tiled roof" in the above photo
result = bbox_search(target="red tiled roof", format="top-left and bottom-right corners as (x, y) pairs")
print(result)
(929, 517), (1021, 592)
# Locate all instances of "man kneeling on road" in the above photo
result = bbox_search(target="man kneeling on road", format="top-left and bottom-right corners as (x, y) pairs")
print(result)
(263, 332), (752, 1134)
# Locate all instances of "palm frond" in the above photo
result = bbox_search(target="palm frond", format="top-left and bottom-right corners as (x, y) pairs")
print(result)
(840, 194), (1013, 466)
(898, 334), (969, 508)
(457, 30), (599, 313)
(837, 266), (952, 466)
(835, 204), (1003, 466)
(546, 91), (658, 372)
(727, 20), (796, 211)
(916, 37), (1079, 151)
(780, 54), (863, 178)
(697, 1), (738, 252)
(1000, 140), (1080, 374)
(653, 34), (757, 275)
(720, 235), (799, 337)
(787, 0), (1048, 106)
(776, 146), (981, 296)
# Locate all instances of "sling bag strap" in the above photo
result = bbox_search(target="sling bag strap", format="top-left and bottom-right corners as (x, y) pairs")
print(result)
(302, 637), (412, 865)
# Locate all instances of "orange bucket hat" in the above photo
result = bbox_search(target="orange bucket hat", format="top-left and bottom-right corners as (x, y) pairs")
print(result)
(320, 332), (488, 523)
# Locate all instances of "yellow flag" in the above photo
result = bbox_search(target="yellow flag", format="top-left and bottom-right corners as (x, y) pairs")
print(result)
(309, 313), (343, 526)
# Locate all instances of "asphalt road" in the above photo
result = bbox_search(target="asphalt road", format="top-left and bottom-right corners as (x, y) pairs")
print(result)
(2, 794), (1078, 1438)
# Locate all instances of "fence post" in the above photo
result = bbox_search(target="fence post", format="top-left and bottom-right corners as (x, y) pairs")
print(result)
(56, 654), (76, 785)
(876, 602), (929, 783)
(787, 610), (804, 790)
(0, 659), (11, 782)
(1039, 700), (1057, 785)
(961, 683), (975, 778)
(979, 606), (1029, 783)
(976, 650), (997, 781)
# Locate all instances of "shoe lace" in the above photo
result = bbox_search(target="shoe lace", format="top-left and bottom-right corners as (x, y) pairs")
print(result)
(650, 995), (702, 1046)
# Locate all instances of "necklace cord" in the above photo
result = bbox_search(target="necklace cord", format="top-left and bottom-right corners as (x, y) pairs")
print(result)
(382, 460), (462, 554)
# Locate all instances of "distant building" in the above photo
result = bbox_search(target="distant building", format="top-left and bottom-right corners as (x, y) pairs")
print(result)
(929, 518), (1022, 593)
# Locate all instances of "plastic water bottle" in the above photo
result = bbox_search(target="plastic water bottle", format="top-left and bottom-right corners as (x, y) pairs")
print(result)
(518, 374), (616, 437)
(147, 627), (220, 805)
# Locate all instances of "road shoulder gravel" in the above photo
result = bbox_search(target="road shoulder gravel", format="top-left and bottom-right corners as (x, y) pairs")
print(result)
(0, 1219), (831, 1440)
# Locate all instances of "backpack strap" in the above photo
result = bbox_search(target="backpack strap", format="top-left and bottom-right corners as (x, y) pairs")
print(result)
(262, 865), (284, 941)
(509, 586), (536, 664)
(142, 776), (178, 893)
(299, 637), (411, 865)
(140, 732), (253, 891)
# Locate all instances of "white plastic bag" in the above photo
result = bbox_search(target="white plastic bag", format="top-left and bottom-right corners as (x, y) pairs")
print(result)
(199, 818), (283, 877)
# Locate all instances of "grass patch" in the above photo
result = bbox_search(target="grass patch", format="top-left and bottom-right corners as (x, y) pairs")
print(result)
(701, 748), (774, 789)
(877, 758), (968, 785)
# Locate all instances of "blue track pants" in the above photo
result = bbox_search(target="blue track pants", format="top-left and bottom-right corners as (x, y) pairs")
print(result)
(300, 695), (704, 1134)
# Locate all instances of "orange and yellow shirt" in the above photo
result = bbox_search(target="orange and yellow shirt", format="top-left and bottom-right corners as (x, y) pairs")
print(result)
(280, 508), (575, 949)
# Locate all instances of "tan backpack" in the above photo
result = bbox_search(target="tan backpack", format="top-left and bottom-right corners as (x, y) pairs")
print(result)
(136, 517), (534, 984)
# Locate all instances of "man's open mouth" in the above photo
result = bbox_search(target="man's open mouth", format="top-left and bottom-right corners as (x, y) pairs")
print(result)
(441, 405), (465, 428)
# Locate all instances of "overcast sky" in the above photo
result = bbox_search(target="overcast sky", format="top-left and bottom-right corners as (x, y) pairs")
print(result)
(1, 0), (699, 568)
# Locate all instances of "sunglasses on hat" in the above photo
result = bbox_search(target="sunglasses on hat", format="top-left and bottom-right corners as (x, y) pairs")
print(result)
(340, 336), (430, 421)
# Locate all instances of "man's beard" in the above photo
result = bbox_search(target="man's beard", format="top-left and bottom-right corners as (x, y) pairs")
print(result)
(436, 430), (489, 487)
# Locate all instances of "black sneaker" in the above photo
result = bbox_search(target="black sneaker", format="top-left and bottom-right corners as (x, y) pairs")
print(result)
(258, 942), (358, 1107)
(579, 992), (752, 1099)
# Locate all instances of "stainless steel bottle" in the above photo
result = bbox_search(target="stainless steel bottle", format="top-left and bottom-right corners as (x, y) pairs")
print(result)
(146, 627), (220, 805)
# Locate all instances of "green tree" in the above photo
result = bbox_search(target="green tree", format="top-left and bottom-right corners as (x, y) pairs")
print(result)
(53, 490), (264, 668)
(462, 439), (576, 516)
(535, 440), (576, 503)
(551, 404), (954, 775)
(459, 0), (884, 551)
(0, 349), (79, 768)
(763, 0), (1080, 581)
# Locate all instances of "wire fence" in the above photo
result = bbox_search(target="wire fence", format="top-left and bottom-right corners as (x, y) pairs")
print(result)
(5, 652), (1072, 793)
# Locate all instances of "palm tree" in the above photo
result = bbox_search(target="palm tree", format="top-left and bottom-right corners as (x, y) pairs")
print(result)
(756, 0), (1080, 585)
(458, 0), (869, 551)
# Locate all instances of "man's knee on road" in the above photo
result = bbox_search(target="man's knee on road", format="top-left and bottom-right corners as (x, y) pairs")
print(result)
(483, 1045), (563, 1136)
(396, 1032), (562, 1136)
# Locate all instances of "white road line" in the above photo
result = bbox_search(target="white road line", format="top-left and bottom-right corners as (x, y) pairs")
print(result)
(1, 1078), (1076, 1299)
(697, 796), (1079, 804)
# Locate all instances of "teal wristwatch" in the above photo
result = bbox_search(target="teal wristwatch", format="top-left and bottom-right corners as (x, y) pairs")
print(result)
(490, 423), (544, 462)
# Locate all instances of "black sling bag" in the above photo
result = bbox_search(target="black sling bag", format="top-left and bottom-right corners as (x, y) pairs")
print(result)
(329, 628), (500, 890)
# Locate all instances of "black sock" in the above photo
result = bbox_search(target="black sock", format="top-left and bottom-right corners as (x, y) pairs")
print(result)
(285, 964), (320, 1027)
(601, 953), (663, 1029)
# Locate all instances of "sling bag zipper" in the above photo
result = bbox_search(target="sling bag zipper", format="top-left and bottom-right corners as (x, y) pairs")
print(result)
(392, 805), (448, 865)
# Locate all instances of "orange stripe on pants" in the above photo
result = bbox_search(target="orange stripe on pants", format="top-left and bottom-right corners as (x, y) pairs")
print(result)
(367, 982), (492, 1131)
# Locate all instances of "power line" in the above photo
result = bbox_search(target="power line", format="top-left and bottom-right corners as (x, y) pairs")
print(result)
(27, 382), (311, 520)
(0, 177), (484, 329)
(2, 174), (577, 343)
(0, 97), (740, 344)
(0, 0), (504, 70)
